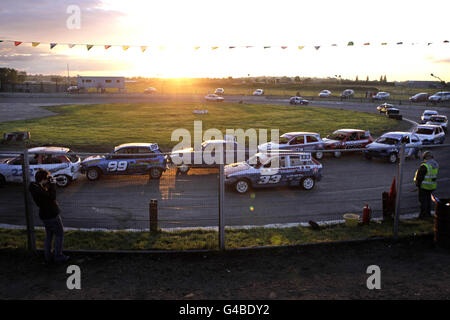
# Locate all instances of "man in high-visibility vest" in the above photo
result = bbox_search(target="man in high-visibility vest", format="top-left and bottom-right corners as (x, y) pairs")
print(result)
(414, 151), (439, 219)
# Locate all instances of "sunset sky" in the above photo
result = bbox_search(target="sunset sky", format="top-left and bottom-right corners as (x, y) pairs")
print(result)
(0, 0), (449, 81)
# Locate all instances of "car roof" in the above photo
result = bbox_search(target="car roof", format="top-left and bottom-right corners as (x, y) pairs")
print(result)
(334, 129), (366, 133)
(281, 132), (320, 139)
(417, 124), (441, 129)
(256, 151), (312, 159)
(423, 110), (438, 113)
(28, 147), (70, 154)
(114, 143), (158, 151)
(430, 115), (447, 119)
(382, 131), (412, 138)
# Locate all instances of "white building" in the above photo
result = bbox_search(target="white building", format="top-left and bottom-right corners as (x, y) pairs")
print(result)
(77, 76), (125, 92)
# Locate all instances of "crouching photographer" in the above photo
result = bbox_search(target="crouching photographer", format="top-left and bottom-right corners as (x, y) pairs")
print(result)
(29, 169), (69, 264)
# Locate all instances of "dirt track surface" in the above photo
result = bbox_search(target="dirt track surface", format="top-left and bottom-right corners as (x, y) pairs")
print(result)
(1, 236), (449, 300)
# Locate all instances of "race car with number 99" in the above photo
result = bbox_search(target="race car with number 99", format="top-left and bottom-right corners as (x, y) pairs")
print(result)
(224, 152), (322, 194)
(81, 143), (167, 181)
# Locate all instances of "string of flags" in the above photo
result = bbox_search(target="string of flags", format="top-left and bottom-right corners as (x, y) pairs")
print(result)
(1, 39), (448, 52)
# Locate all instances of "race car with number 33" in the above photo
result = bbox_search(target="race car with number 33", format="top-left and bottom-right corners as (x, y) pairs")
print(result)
(81, 143), (167, 181)
(224, 152), (322, 194)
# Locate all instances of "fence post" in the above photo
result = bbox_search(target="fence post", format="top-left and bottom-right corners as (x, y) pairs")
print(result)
(21, 149), (36, 253)
(393, 143), (406, 239)
(149, 199), (158, 233)
(218, 163), (225, 251)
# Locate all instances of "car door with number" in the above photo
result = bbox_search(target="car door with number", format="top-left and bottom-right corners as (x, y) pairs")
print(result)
(257, 156), (287, 187)
(108, 147), (135, 174)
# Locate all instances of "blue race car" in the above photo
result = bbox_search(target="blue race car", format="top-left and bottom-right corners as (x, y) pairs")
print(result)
(81, 143), (167, 181)
(224, 152), (322, 194)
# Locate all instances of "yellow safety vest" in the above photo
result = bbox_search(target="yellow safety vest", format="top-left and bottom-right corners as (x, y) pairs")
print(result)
(414, 162), (438, 190)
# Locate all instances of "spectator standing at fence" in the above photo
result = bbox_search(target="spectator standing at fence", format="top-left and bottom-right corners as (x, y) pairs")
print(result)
(414, 151), (439, 219)
(29, 169), (69, 263)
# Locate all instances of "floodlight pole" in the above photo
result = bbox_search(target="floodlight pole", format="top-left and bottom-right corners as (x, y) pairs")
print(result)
(393, 143), (406, 239)
(21, 148), (36, 253)
(219, 163), (225, 251)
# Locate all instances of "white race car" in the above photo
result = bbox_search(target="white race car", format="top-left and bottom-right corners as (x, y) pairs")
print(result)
(205, 94), (224, 102)
(253, 89), (264, 96)
(0, 147), (81, 187)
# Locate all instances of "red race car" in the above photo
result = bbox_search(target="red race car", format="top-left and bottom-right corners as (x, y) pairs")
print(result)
(322, 129), (373, 158)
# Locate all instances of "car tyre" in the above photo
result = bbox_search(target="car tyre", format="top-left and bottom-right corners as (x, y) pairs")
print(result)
(314, 151), (324, 160)
(86, 167), (101, 181)
(55, 175), (70, 188)
(235, 179), (250, 194)
(388, 153), (398, 164)
(149, 167), (163, 179)
(301, 177), (315, 190)
(177, 165), (190, 175)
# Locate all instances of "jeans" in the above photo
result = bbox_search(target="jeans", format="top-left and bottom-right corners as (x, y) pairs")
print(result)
(418, 188), (433, 218)
(42, 216), (65, 262)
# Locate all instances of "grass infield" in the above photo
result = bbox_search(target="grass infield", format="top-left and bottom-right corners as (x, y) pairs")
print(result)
(0, 102), (409, 152)
(0, 219), (433, 251)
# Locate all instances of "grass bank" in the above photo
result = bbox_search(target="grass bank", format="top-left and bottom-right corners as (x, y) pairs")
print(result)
(0, 102), (408, 152)
(0, 219), (433, 251)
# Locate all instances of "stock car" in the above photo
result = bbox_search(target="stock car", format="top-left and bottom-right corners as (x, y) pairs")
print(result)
(377, 103), (397, 114)
(169, 139), (251, 174)
(414, 124), (445, 145)
(205, 94), (224, 102)
(224, 152), (322, 194)
(0, 147), (81, 187)
(258, 132), (325, 159)
(364, 132), (422, 163)
(426, 115), (448, 132)
(289, 96), (309, 105)
(81, 143), (167, 181)
(420, 110), (438, 124)
(322, 129), (373, 158)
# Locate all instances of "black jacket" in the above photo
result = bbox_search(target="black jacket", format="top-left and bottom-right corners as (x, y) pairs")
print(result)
(29, 182), (60, 220)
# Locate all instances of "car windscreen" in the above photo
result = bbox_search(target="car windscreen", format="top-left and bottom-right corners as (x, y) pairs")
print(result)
(246, 154), (268, 166)
(375, 137), (400, 145)
(416, 128), (434, 135)
(278, 137), (290, 144)
(430, 117), (445, 123)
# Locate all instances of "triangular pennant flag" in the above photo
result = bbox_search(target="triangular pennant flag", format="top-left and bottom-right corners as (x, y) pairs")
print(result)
(32, 42), (40, 47)
(50, 43), (57, 49)
(194, 46), (200, 50)
(396, 42), (403, 45)
(444, 40), (449, 43)
(228, 46), (235, 49)
(140, 46), (147, 53)
(364, 42), (370, 46)
(86, 44), (94, 51)
(68, 44), (76, 48)
(331, 44), (337, 47)
(104, 45), (111, 50)
(347, 41), (354, 46)
(281, 46), (287, 49)
(298, 46), (304, 50)
(14, 41), (22, 46)
(264, 46), (271, 49)
(246, 46), (253, 48)
(211, 46), (219, 50)
(381, 42), (387, 45)
(122, 45), (130, 51)
(427, 43), (432, 46)
(314, 46), (320, 50)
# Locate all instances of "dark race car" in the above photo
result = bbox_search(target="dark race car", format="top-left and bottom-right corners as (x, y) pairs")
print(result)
(81, 143), (167, 181)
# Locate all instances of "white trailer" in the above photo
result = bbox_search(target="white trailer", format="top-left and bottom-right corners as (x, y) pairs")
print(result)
(77, 76), (125, 92)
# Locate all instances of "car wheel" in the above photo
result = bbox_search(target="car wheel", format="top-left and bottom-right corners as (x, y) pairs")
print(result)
(177, 165), (190, 174)
(0, 174), (6, 187)
(301, 177), (315, 190)
(333, 151), (342, 158)
(235, 179), (250, 194)
(314, 151), (323, 160)
(388, 153), (398, 164)
(55, 175), (70, 188)
(149, 167), (162, 179)
(86, 167), (101, 181)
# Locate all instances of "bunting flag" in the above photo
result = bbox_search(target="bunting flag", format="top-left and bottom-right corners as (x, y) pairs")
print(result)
(122, 45), (130, 51)
(281, 46), (287, 49)
(444, 40), (449, 43)
(50, 43), (57, 49)
(298, 46), (304, 50)
(0, 40), (3, 43)
(397, 42), (403, 45)
(14, 41), (22, 46)
(228, 46), (235, 49)
(314, 46), (320, 50)
(68, 44), (76, 48)
(347, 41), (354, 46)
(32, 42), (40, 47)
(104, 45), (111, 50)
(86, 44), (93, 51)
(264, 46), (270, 49)
(364, 42), (370, 46)
(194, 46), (200, 50)
(245, 46), (253, 48)
(427, 43), (432, 46)
(381, 42), (387, 45)
(140, 46), (147, 53)
(331, 44), (337, 47)
(211, 46), (218, 50)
